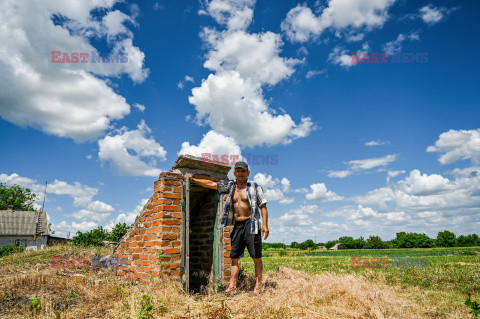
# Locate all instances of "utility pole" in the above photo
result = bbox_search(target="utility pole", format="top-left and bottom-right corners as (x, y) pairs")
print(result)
(41, 182), (48, 212)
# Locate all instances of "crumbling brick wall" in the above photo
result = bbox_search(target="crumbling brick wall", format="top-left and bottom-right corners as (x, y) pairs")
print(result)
(113, 168), (232, 289)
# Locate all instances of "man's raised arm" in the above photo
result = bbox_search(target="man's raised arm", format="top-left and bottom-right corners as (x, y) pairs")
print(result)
(189, 175), (218, 190)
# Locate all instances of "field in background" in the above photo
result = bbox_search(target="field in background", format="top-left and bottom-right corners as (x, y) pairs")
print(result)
(242, 247), (480, 317)
(0, 245), (479, 318)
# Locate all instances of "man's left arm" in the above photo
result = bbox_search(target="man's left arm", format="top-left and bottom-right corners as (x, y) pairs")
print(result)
(255, 183), (269, 240)
(260, 203), (269, 240)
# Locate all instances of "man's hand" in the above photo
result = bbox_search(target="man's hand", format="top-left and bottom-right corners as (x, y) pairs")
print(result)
(262, 225), (269, 240)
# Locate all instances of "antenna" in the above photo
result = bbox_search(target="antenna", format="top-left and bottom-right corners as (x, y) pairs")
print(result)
(41, 182), (48, 212)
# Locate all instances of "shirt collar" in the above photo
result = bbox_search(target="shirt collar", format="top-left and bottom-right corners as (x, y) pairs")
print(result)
(233, 180), (252, 186)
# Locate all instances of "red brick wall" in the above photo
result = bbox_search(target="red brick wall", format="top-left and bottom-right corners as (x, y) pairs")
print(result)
(114, 171), (232, 287)
(223, 225), (233, 285)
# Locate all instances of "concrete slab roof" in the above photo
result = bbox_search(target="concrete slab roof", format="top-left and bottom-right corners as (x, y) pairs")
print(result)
(171, 155), (232, 176)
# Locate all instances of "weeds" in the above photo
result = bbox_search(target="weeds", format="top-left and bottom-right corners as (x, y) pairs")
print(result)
(29, 297), (41, 315)
(465, 294), (480, 319)
(136, 294), (154, 319)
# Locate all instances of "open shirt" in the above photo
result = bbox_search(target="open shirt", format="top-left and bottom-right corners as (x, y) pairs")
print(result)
(217, 180), (267, 234)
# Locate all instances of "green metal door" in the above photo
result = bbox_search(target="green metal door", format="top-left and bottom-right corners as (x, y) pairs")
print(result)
(181, 175), (190, 293)
(212, 192), (224, 291)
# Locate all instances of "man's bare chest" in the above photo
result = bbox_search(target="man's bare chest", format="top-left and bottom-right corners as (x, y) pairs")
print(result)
(232, 187), (249, 205)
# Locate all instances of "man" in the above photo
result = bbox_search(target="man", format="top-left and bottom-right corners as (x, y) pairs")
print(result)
(189, 161), (269, 295)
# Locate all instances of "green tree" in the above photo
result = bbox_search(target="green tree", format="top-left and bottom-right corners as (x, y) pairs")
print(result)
(457, 234), (479, 247)
(107, 223), (129, 242)
(48, 223), (55, 235)
(436, 230), (456, 247)
(72, 226), (109, 246)
(395, 232), (435, 248)
(303, 239), (316, 249)
(339, 236), (365, 249)
(354, 237), (366, 249)
(364, 235), (387, 249)
(0, 183), (38, 211)
(339, 236), (355, 249)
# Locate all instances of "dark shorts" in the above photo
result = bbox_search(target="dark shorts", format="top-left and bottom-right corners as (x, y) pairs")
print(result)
(230, 219), (262, 259)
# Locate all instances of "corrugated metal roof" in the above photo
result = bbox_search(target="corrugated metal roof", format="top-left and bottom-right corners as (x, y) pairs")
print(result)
(0, 211), (49, 236)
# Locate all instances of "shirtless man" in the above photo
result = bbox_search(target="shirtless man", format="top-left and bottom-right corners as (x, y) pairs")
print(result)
(189, 161), (269, 295)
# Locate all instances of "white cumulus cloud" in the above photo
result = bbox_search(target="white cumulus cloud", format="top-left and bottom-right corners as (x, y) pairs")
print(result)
(253, 173), (294, 205)
(189, 70), (315, 147)
(306, 183), (343, 202)
(200, 0), (256, 30)
(281, 0), (396, 43)
(192, 0), (316, 147)
(0, 0), (149, 142)
(427, 129), (480, 165)
(179, 130), (241, 162)
(98, 120), (167, 176)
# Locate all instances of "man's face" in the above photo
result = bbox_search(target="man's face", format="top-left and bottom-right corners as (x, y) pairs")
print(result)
(234, 168), (249, 182)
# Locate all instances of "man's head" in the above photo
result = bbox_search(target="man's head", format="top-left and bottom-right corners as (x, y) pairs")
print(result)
(234, 161), (250, 183)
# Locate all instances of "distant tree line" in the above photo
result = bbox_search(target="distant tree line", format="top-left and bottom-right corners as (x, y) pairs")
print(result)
(270, 231), (480, 250)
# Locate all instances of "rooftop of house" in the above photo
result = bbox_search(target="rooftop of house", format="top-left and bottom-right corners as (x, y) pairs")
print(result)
(0, 210), (49, 236)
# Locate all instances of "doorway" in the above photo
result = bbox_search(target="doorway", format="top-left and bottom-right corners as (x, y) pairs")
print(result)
(182, 176), (224, 293)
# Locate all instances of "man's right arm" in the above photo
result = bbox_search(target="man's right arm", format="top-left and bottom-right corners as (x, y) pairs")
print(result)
(189, 175), (218, 190)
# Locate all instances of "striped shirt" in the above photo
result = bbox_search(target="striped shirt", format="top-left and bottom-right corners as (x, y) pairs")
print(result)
(217, 180), (267, 234)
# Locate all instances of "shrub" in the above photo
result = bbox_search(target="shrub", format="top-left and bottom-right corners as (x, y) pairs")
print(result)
(0, 245), (25, 258)
(72, 223), (129, 246)
(107, 223), (129, 242)
(73, 226), (109, 246)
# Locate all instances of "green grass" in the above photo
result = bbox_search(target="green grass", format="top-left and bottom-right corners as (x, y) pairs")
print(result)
(241, 247), (480, 296)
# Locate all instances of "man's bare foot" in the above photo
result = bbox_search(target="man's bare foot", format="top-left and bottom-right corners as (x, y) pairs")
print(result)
(253, 284), (262, 295)
(225, 287), (237, 295)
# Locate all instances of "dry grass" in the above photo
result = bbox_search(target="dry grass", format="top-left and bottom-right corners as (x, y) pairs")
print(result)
(0, 245), (472, 318)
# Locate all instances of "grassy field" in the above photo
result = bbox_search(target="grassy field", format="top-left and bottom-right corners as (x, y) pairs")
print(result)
(0, 245), (479, 318)
(242, 247), (480, 317)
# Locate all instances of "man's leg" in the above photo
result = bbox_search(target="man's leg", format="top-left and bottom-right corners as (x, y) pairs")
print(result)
(253, 258), (263, 294)
(226, 258), (240, 294)
(226, 222), (245, 295)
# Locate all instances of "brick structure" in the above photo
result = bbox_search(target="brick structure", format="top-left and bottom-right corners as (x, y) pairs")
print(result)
(113, 155), (233, 292)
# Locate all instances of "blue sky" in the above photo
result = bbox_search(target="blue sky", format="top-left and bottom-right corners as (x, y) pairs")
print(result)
(1, 0), (479, 244)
